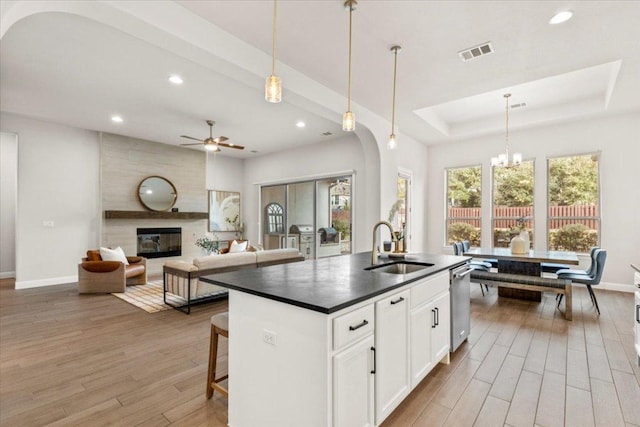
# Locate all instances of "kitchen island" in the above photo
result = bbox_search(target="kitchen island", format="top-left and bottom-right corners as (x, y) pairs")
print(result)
(201, 251), (469, 427)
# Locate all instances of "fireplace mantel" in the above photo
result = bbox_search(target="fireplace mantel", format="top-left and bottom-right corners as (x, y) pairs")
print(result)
(104, 210), (208, 220)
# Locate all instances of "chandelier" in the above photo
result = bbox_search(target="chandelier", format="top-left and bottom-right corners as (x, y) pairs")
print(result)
(491, 93), (522, 167)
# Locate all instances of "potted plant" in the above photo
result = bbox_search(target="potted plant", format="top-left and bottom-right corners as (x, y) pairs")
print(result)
(195, 234), (220, 255)
(225, 214), (244, 240)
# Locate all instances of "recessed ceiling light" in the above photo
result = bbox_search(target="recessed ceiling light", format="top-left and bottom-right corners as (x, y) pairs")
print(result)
(111, 115), (123, 123)
(168, 75), (184, 85)
(296, 121), (306, 128)
(549, 10), (573, 25)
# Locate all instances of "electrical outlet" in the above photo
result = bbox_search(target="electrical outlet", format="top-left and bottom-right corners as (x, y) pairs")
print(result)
(263, 329), (277, 346)
(42, 220), (54, 228)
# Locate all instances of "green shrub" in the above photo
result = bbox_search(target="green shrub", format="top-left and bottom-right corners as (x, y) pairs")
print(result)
(550, 224), (598, 252)
(447, 223), (480, 246)
(332, 219), (350, 240)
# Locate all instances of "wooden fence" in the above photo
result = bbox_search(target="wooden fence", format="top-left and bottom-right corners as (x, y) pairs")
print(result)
(447, 205), (599, 230)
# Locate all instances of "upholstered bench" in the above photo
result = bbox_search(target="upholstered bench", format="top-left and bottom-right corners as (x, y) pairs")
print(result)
(470, 270), (572, 320)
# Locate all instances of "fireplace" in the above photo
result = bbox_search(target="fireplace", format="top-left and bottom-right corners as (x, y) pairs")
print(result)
(137, 227), (182, 259)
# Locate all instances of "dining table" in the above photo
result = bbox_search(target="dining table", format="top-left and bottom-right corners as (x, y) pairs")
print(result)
(463, 247), (579, 301)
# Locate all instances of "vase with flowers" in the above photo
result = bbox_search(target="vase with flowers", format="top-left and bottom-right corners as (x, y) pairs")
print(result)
(388, 200), (407, 253)
(510, 216), (530, 254)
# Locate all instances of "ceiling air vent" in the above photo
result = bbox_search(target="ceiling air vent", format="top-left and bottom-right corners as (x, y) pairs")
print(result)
(458, 42), (493, 62)
(511, 102), (527, 109)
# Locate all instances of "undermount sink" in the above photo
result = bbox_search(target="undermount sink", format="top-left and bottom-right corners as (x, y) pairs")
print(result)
(365, 261), (434, 275)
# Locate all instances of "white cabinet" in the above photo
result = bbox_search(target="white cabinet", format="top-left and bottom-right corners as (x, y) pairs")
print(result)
(375, 289), (410, 424)
(410, 301), (433, 386)
(333, 335), (375, 427)
(409, 271), (451, 388)
(635, 291), (640, 365)
(431, 292), (451, 364)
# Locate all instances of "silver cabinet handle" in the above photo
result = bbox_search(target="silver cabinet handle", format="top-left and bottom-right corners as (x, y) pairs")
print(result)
(454, 268), (473, 278)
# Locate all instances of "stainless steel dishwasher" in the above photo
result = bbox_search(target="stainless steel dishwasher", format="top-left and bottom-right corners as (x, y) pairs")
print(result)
(450, 263), (472, 352)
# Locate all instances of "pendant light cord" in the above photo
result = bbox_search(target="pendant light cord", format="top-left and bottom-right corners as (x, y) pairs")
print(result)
(391, 47), (398, 133)
(347, 2), (354, 111)
(272, 0), (277, 75)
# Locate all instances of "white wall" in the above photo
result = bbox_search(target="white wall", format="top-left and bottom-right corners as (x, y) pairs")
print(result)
(207, 152), (243, 194)
(243, 135), (369, 252)
(0, 113), (100, 288)
(0, 132), (17, 278)
(426, 112), (640, 288)
(382, 137), (428, 253)
(206, 153), (244, 243)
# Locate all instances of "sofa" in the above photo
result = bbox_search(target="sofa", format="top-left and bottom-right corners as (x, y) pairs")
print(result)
(78, 250), (147, 294)
(163, 248), (304, 313)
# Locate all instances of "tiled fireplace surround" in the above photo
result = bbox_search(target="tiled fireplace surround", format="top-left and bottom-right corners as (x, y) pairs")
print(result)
(100, 133), (210, 275)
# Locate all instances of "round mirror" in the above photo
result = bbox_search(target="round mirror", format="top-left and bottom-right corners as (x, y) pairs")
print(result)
(138, 176), (177, 211)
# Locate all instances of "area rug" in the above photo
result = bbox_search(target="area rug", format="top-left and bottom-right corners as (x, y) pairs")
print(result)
(112, 280), (180, 313)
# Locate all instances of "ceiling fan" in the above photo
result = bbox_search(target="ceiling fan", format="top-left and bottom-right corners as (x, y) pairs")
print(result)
(180, 120), (244, 152)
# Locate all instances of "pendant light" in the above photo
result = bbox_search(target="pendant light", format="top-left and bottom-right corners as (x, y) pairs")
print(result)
(343, 0), (357, 132)
(491, 93), (522, 167)
(387, 45), (401, 150)
(265, 0), (281, 103)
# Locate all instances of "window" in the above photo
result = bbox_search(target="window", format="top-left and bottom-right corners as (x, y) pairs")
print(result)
(446, 166), (481, 246)
(394, 172), (411, 250)
(265, 202), (284, 234)
(492, 161), (534, 248)
(547, 154), (600, 252)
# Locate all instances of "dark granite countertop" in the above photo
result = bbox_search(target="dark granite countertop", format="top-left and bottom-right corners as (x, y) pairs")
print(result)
(199, 252), (470, 314)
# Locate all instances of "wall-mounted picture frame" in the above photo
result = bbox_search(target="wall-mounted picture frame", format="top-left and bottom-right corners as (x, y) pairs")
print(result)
(208, 190), (240, 232)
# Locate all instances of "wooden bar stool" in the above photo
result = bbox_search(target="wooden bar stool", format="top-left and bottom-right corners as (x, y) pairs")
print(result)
(206, 312), (229, 399)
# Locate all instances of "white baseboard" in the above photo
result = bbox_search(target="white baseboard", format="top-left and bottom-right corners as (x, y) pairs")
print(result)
(599, 281), (635, 293)
(15, 275), (77, 289)
(0, 271), (16, 279)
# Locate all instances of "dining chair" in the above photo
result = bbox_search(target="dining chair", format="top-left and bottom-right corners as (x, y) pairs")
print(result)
(554, 246), (599, 276)
(461, 240), (498, 268)
(453, 242), (490, 296)
(541, 246), (599, 274)
(556, 249), (607, 315)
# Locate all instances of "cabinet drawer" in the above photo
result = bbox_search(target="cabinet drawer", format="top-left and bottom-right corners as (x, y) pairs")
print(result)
(410, 271), (449, 309)
(333, 304), (375, 351)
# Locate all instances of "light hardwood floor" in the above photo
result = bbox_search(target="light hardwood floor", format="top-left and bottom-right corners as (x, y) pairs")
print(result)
(1, 278), (639, 426)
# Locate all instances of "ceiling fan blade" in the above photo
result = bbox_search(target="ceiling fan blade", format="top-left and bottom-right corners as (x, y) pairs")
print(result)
(180, 143), (205, 147)
(212, 136), (229, 144)
(217, 141), (245, 150)
(180, 135), (204, 142)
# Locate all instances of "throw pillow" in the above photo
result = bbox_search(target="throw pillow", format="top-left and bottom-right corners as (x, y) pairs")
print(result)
(99, 246), (129, 265)
(229, 240), (248, 253)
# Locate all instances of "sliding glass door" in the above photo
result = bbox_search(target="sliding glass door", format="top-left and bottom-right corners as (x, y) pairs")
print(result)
(260, 175), (353, 259)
